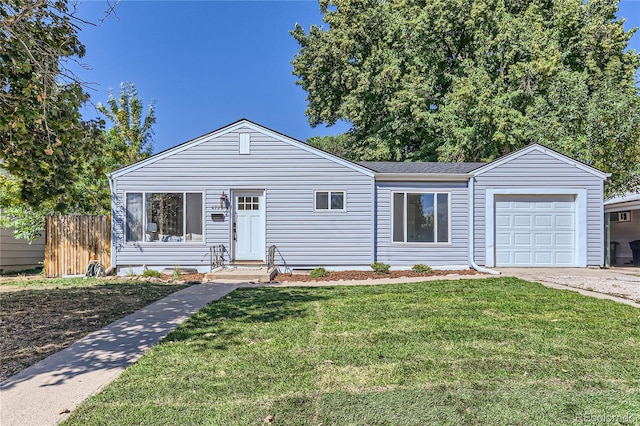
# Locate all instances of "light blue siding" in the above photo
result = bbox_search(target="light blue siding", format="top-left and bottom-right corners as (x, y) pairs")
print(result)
(375, 181), (471, 267)
(111, 124), (374, 271)
(473, 149), (605, 267)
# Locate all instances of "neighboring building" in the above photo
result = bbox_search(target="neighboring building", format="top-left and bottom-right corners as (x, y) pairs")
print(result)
(108, 119), (608, 274)
(0, 212), (45, 274)
(604, 192), (640, 266)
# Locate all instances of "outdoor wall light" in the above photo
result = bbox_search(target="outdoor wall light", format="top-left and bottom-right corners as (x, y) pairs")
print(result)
(220, 191), (229, 210)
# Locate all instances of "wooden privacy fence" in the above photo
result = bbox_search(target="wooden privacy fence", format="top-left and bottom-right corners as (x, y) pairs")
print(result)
(45, 215), (111, 277)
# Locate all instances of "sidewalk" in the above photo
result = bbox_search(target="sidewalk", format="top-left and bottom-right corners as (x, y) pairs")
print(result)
(0, 283), (237, 426)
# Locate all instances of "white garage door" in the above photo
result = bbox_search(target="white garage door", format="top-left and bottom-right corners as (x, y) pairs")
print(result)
(495, 195), (576, 267)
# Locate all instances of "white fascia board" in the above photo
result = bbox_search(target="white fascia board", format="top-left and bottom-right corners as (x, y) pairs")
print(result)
(604, 193), (640, 206)
(604, 200), (640, 212)
(109, 119), (375, 179)
(374, 173), (471, 182)
(472, 144), (610, 180)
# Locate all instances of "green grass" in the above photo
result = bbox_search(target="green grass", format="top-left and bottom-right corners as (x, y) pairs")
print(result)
(64, 278), (640, 425)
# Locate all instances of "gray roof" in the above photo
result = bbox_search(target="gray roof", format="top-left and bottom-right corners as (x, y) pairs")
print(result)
(357, 161), (486, 174)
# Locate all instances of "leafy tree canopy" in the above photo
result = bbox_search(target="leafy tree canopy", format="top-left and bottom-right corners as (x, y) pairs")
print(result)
(1, 0), (105, 209)
(97, 82), (156, 168)
(1, 81), (155, 240)
(292, 0), (640, 194)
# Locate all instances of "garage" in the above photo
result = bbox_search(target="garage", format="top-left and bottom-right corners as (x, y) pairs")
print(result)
(495, 194), (576, 266)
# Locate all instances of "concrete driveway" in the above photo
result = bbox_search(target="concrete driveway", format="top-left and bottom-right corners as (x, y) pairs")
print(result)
(497, 267), (640, 307)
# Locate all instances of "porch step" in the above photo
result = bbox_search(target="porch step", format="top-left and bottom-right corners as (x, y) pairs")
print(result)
(204, 265), (277, 283)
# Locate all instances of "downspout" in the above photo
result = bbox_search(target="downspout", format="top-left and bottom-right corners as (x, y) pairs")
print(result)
(469, 176), (501, 275)
(106, 173), (116, 275)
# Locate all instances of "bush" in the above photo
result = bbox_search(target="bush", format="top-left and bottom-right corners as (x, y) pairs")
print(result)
(412, 264), (433, 274)
(310, 267), (329, 278)
(172, 266), (182, 280)
(142, 269), (162, 278)
(371, 262), (390, 274)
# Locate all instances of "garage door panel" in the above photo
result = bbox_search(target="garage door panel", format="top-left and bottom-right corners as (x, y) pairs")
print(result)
(514, 233), (532, 246)
(535, 215), (553, 227)
(495, 194), (576, 267)
(535, 234), (553, 246)
(555, 233), (573, 246)
(534, 252), (553, 264)
(496, 233), (511, 245)
(514, 215), (532, 228)
(535, 202), (553, 209)
(514, 251), (533, 264)
(496, 215), (511, 227)
(496, 251), (512, 264)
(514, 201), (533, 209)
(555, 252), (574, 265)
(555, 215), (574, 228)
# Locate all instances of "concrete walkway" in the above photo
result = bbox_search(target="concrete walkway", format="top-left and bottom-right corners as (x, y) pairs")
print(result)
(0, 283), (237, 426)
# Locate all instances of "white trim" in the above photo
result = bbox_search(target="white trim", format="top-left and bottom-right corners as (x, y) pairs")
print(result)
(108, 175), (117, 271)
(375, 173), (471, 182)
(109, 119), (375, 179)
(232, 189), (266, 262)
(123, 191), (206, 245)
(605, 201), (640, 213)
(314, 190), (347, 212)
(604, 192), (640, 205)
(390, 190), (452, 245)
(485, 188), (587, 267)
(473, 144), (610, 179)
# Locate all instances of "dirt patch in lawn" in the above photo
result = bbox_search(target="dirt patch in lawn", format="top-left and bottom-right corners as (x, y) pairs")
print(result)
(274, 269), (481, 282)
(0, 281), (190, 382)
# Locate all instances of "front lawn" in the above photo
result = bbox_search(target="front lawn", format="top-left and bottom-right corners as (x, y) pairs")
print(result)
(65, 278), (640, 425)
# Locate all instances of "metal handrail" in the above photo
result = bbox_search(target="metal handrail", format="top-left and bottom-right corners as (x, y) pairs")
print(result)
(210, 244), (226, 271)
(266, 244), (291, 274)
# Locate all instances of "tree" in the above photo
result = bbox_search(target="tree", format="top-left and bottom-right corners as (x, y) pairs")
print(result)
(292, 0), (640, 194)
(97, 82), (156, 168)
(1, 82), (156, 241)
(0, 0), (105, 209)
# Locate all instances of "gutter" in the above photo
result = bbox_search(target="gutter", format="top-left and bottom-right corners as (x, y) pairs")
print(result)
(374, 173), (471, 182)
(468, 176), (500, 275)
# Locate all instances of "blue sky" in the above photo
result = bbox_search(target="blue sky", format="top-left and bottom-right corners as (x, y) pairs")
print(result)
(74, 0), (640, 154)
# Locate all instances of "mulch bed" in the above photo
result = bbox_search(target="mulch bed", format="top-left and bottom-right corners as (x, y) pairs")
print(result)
(154, 269), (481, 283)
(274, 269), (481, 282)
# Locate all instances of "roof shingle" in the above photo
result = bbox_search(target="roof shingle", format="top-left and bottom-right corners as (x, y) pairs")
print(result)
(357, 161), (486, 174)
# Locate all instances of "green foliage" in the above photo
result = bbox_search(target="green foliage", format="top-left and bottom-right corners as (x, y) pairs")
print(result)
(309, 267), (329, 278)
(172, 266), (182, 280)
(0, 0), (105, 209)
(142, 269), (162, 278)
(371, 262), (390, 274)
(292, 0), (640, 194)
(97, 82), (156, 168)
(0, 81), (155, 240)
(412, 264), (433, 274)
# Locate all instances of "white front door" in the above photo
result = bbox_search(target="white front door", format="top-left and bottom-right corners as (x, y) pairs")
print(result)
(495, 194), (576, 266)
(234, 191), (265, 261)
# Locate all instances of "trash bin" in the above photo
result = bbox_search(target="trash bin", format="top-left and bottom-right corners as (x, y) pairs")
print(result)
(630, 240), (640, 266)
(610, 241), (619, 266)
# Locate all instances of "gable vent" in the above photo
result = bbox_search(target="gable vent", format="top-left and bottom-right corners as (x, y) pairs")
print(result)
(239, 133), (250, 154)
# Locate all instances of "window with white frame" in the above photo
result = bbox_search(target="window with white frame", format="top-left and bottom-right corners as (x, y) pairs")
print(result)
(125, 192), (203, 243)
(392, 192), (449, 243)
(315, 191), (345, 211)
